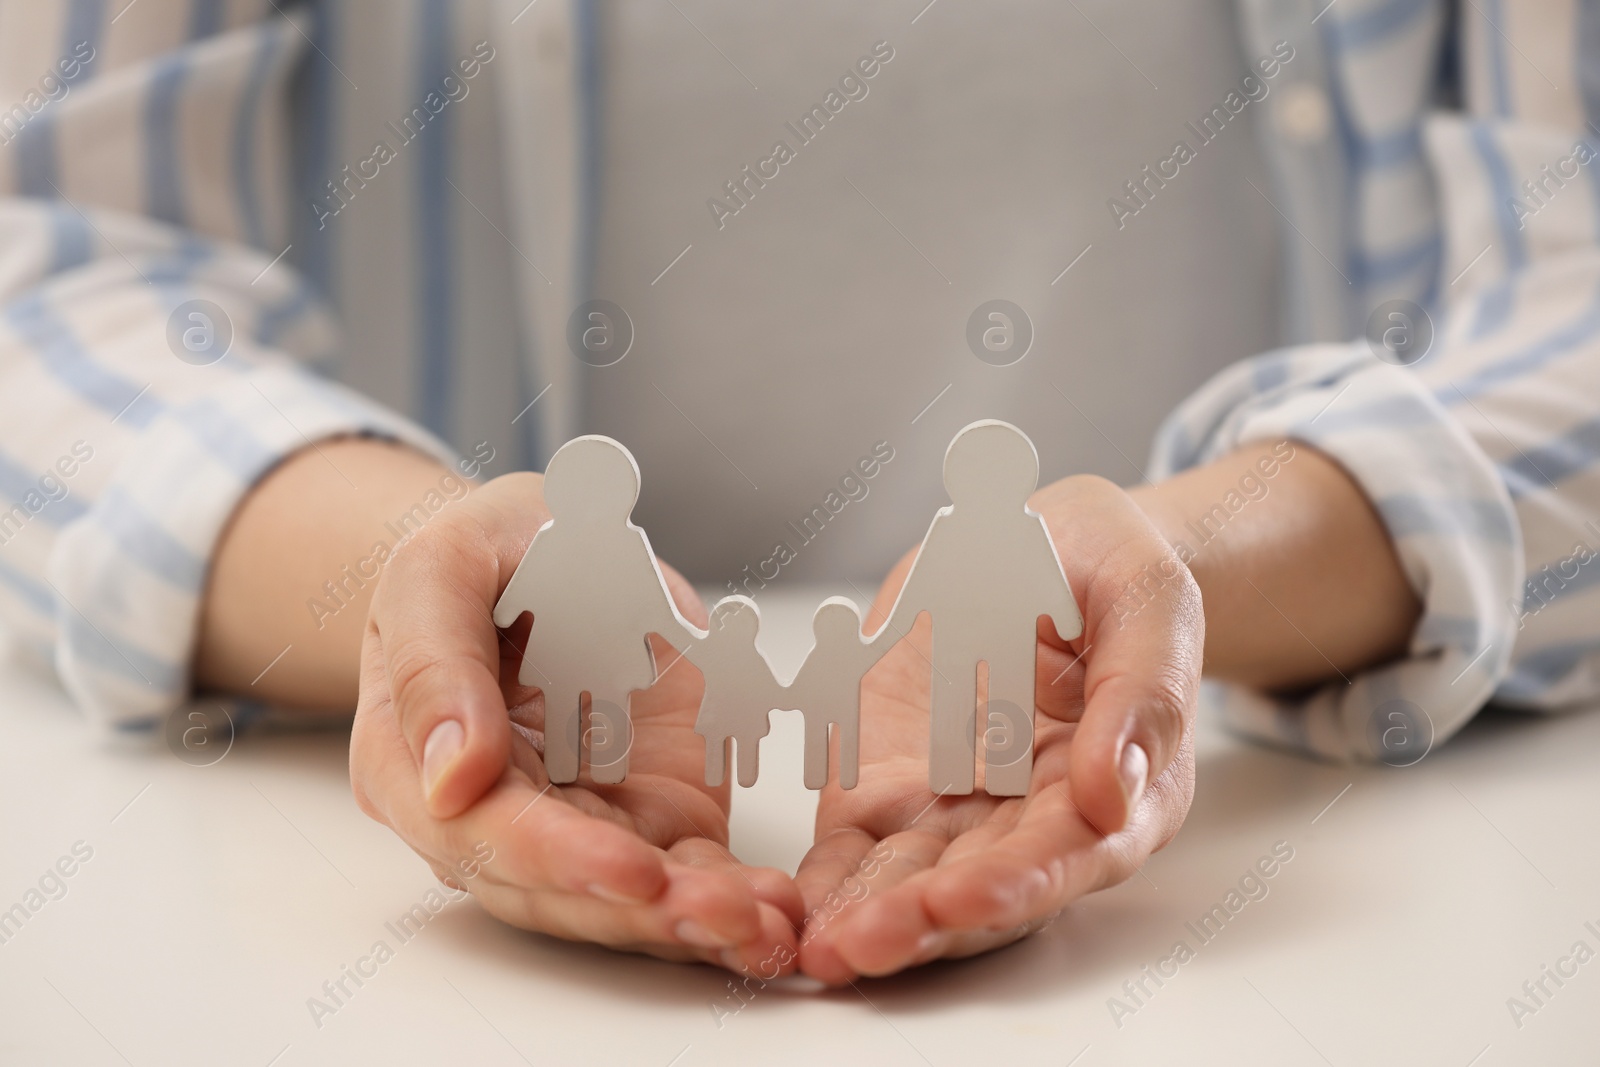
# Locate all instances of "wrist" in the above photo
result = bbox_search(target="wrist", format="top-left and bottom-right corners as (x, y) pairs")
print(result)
(1127, 440), (1420, 690)
(196, 438), (465, 710)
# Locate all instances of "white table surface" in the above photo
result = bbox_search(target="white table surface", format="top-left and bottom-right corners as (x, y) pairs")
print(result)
(1, 585), (1596, 1067)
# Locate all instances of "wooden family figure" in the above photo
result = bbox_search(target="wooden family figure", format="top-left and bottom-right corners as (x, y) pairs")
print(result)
(491, 419), (1082, 797)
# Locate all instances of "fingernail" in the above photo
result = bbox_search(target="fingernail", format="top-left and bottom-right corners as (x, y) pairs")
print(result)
(422, 719), (465, 799)
(719, 948), (745, 972)
(1119, 741), (1149, 812)
(912, 931), (942, 960)
(587, 882), (650, 906)
(676, 919), (734, 949)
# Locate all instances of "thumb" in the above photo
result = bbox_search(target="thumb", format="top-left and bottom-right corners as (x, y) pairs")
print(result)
(1067, 541), (1202, 835)
(1030, 476), (1203, 836)
(372, 515), (512, 819)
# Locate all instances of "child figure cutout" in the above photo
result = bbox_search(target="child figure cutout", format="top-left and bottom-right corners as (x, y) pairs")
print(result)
(689, 596), (786, 788)
(875, 420), (1082, 796)
(491, 436), (700, 785)
(785, 597), (891, 790)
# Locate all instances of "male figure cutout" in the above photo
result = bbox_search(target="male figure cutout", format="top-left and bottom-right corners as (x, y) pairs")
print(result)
(877, 420), (1082, 796)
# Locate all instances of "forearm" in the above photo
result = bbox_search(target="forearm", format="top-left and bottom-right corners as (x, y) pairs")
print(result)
(195, 439), (463, 712)
(1128, 439), (1420, 690)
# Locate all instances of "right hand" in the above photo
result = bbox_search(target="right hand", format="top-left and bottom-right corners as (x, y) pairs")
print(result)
(349, 471), (802, 972)
(795, 474), (1202, 982)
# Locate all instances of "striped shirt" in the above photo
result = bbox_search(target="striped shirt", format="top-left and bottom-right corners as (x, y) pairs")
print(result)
(0, 0), (1595, 763)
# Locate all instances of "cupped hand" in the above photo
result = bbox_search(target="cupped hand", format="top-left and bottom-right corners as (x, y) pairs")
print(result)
(796, 474), (1202, 982)
(349, 471), (802, 972)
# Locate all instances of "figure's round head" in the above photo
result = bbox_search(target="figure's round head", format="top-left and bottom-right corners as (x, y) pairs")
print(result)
(542, 436), (641, 525)
(812, 596), (865, 641)
(709, 595), (760, 640)
(942, 420), (1038, 511)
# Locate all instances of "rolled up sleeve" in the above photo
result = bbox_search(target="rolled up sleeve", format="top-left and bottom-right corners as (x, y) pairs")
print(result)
(0, 7), (456, 728)
(1149, 341), (1525, 761)
(1147, 3), (1600, 759)
(46, 358), (452, 729)
(0, 203), (453, 730)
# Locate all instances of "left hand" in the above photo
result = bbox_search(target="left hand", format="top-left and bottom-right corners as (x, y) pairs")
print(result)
(349, 471), (803, 974)
(794, 474), (1203, 982)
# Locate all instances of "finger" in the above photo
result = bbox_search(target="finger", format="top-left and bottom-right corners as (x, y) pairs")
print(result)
(361, 703), (670, 904)
(461, 876), (718, 965)
(744, 866), (805, 929)
(371, 512), (513, 819)
(421, 843), (776, 962)
(351, 627), (408, 822)
(793, 822), (927, 925)
(718, 902), (804, 978)
(1064, 505), (1203, 834)
(921, 782), (1137, 933)
(793, 827), (878, 912)
(930, 806), (1020, 866)
(495, 789), (672, 903)
(423, 857), (467, 892)
(837, 909), (1036, 977)
(801, 853), (1050, 981)
(1069, 647), (1194, 835)
(796, 830), (944, 984)
(1033, 625), (1088, 721)
(471, 863), (791, 969)
(662, 839), (789, 948)
(791, 827), (877, 985)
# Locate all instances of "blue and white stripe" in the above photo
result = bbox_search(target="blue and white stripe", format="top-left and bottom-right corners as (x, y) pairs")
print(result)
(1153, 0), (1600, 759)
(0, 0), (1595, 757)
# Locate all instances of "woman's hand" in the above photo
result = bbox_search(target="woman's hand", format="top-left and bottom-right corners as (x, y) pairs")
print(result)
(348, 470), (803, 972)
(795, 474), (1203, 983)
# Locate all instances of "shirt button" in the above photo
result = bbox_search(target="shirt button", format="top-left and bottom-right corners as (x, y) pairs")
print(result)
(1276, 82), (1332, 143)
